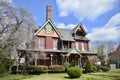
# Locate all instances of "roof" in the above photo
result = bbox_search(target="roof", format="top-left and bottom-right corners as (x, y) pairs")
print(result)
(71, 23), (87, 35)
(74, 36), (89, 41)
(109, 44), (120, 57)
(57, 28), (89, 41)
(18, 48), (97, 55)
(34, 20), (89, 41)
(57, 28), (74, 41)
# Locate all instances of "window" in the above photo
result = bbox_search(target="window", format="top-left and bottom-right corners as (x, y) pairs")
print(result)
(53, 55), (57, 65)
(75, 41), (79, 49)
(82, 42), (85, 51)
(53, 38), (58, 49)
(39, 37), (44, 48)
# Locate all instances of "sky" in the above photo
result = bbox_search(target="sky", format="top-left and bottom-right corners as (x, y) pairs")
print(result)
(9, 0), (120, 42)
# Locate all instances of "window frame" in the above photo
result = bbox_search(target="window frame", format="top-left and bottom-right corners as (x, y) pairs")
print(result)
(53, 38), (58, 50)
(81, 42), (85, 51)
(75, 41), (79, 50)
(39, 37), (45, 49)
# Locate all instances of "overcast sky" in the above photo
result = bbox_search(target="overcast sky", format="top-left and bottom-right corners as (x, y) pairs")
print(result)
(9, 0), (120, 42)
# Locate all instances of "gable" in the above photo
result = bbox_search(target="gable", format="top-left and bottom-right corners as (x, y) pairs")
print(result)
(72, 24), (87, 35)
(67, 49), (81, 56)
(34, 20), (62, 38)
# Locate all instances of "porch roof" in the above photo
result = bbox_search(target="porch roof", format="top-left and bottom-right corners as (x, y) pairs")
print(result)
(18, 48), (97, 55)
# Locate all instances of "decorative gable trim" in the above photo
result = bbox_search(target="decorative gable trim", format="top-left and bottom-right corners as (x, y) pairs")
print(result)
(72, 24), (87, 35)
(34, 20), (62, 38)
(66, 48), (82, 57)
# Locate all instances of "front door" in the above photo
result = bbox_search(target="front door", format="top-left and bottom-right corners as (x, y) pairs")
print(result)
(69, 54), (79, 66)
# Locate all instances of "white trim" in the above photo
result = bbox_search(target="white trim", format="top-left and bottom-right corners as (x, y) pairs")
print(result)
(75, 41), (79, 50)
(82, 42), (85, 51)
(53, 38), (58, 50)
(39, 37), (44, 49)
(34, 20), (62, 38)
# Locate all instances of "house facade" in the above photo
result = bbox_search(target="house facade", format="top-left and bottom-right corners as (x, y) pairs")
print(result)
(109, 44), (120, 68)
(18, 6), (96, 68)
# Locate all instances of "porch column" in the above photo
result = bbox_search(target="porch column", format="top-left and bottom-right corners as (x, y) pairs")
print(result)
(62, 55), (66, 65)
(68, 41), (69, 49)
(78, 58), (80, 67)
(50, 54), (53, 66)
(34, 53), (38, 66)
(78, 57), (81, 67)
(62, 41), (63, 50)
(67, 56), (69, 63)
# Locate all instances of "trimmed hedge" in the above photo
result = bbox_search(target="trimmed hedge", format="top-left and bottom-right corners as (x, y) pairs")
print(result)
(49, 65), (64, 73)
(96, 65), (110, 72)
(27, 65), (48, 74)
(85, 59), (92, 73)
(101, 66), (110, 72)
(67, 67), (82, 78)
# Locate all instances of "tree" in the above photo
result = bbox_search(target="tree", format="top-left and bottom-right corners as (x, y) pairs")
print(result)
(92, 41), (105, 65)
(91, 41), (118, 66)
(0, 0), (35, 73)
(105, 41), (117, 63)
(0, 0), (35, 58)
(85, 59), (92, 73)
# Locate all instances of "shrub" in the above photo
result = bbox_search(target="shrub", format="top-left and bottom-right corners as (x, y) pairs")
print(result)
(101, 66), (110, 72)
(96, 65), (102, 72)
(49, 65), (64, 73)
(0, 58), (14, 74)
(38, 65), (48, 73)
(11, 65), (17, 74)
(67, 67), (82, 78)
(92, 66), (97, 72)
(63, 62), (70, 72)
(85, 59), (92, 73)
(27, 65), (48, 74)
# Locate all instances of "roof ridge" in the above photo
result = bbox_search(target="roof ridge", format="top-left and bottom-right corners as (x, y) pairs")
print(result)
(57, 28), (71, 30)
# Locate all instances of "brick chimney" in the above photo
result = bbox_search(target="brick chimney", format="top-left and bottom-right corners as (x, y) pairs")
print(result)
(46, 6), (51, 21)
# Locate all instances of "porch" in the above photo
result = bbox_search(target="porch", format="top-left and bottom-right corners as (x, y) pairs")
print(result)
(17, 48), (96, 68)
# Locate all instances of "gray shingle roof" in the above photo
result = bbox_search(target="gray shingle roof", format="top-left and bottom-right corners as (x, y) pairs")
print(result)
(57, 28), (74, 41)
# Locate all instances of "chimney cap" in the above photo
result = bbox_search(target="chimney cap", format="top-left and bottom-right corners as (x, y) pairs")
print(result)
(46, 6), (51, 10)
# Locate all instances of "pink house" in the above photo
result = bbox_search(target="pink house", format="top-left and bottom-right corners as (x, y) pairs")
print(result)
(18, 6), (96, 68)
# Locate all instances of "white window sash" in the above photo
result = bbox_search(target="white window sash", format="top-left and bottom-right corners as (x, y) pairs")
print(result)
(82, 42), (85, 51)
(53, 39), (58, 50)
(76, 41), (79, 49)
(39, 37), (44, 48)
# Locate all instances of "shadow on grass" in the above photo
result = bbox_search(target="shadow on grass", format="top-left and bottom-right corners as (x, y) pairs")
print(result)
(64, 76), (98, 80)
(64, 76), (79, 79)
(89, 73), (120, 80)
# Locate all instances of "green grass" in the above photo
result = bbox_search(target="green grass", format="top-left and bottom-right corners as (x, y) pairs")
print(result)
(23, 69), (120, 80)
(0, 73), (32, 80)
(0, 69), (120, 80)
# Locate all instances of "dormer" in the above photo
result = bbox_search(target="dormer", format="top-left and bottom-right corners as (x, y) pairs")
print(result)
(72, 24), (89, 41)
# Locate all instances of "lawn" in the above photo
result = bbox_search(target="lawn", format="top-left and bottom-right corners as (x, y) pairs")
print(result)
(0, 73), (32, 80)
(0, 69), (120, 80)
(23, 69), (120, 80)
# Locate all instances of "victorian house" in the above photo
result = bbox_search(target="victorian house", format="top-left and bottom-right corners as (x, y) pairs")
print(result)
(18, 6), (96, 68)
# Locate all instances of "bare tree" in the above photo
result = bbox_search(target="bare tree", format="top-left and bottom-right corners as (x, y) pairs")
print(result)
(106, 41), (117, 54)
(0, 0), (35, 58)
(92, 41), (106, 65)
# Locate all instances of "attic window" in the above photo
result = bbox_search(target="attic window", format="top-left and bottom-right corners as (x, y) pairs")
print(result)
(76, 30), (84, 36)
